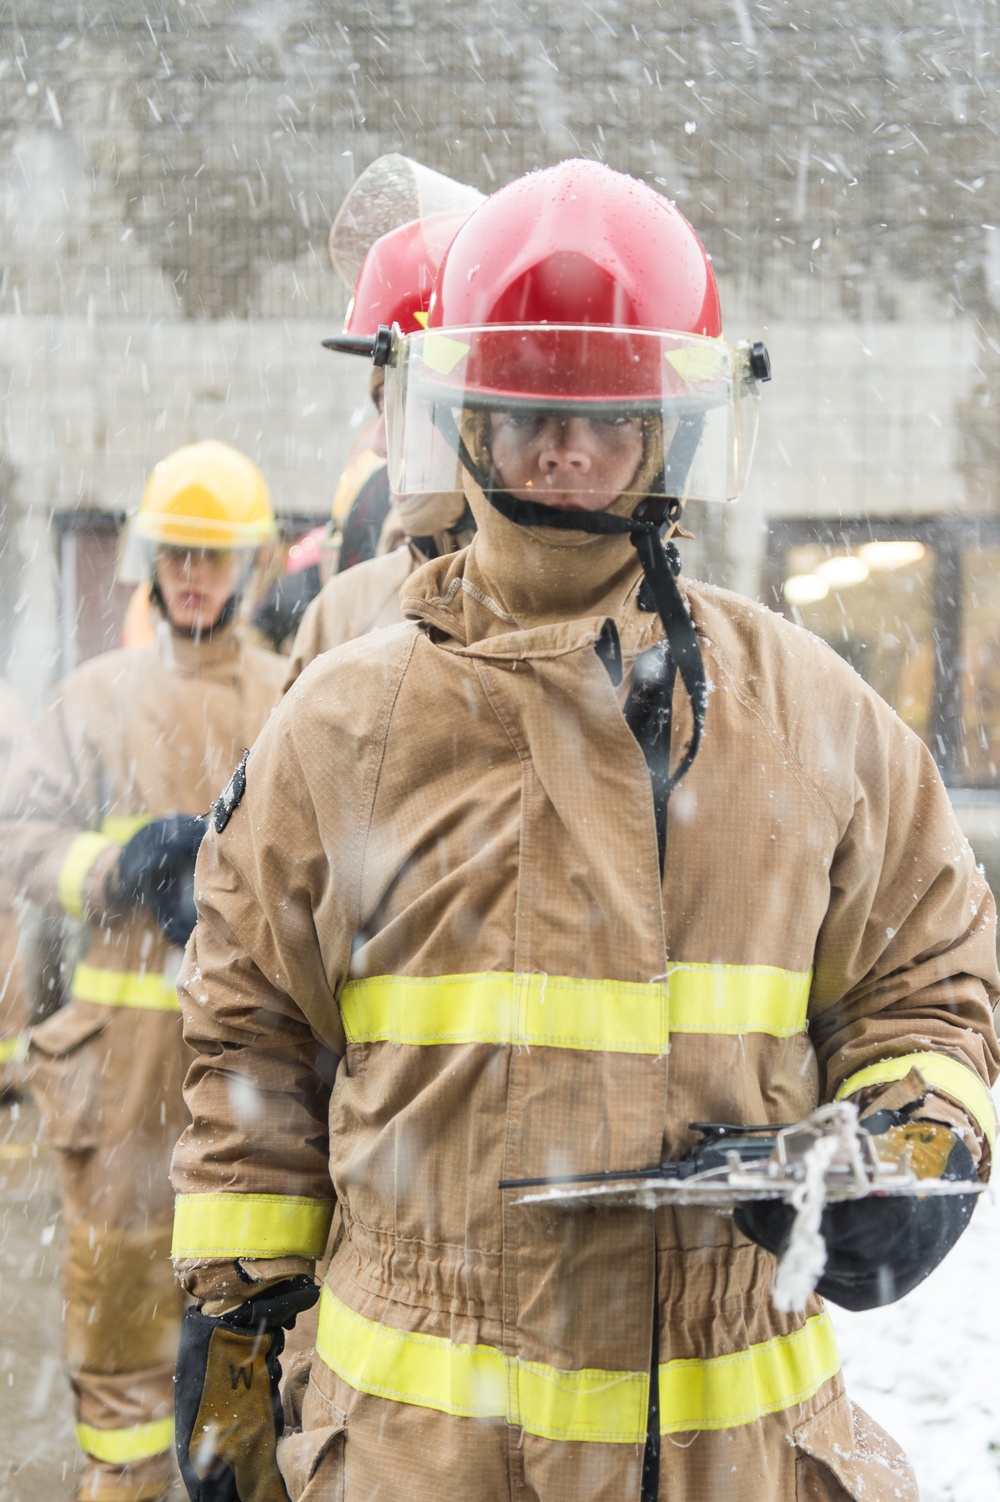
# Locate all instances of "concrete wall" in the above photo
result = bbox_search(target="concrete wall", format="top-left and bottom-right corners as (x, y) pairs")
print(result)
(0, 313), (369, 693)
(1, 0), (999, 703)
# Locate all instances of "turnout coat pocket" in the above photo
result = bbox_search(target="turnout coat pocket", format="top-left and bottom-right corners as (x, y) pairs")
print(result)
(794, 1394), (918, 1501)
(29, 1002), (110, 1151)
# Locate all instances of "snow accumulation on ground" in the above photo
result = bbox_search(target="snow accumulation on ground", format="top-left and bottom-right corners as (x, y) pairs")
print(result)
(830, 1086), (1000, 1502)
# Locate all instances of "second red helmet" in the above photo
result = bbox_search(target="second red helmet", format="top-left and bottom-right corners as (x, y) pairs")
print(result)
(344, 210), (474, 339)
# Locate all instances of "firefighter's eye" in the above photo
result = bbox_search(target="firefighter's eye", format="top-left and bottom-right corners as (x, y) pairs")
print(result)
(493, 411), (546, 436)
(590, 413), (642, 432)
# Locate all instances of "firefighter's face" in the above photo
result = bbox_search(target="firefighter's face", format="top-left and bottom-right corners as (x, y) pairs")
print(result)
(487, 410), (644, 512)
(155, 547), (243, 631)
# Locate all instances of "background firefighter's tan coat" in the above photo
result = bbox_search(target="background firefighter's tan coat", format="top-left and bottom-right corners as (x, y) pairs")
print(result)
(284, 510), (476, 694)
(172, 529), (999, 1502)
(0, 623), (284, 1501)
(283, 544), (413, 692)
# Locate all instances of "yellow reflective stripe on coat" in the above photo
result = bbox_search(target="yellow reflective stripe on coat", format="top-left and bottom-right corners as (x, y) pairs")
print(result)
(658, 1311), (840, 1432)
(56, 832), (117, 918)
(100, 813), (154, 844)
(71, 963), (180, 1012)
(315, 1290), (839, 1441)
(340, 967), (810, 1054)
(0, 1031), (30, 1065)
(316, 1289), (647, 1441)
(669, 963), (809, 1036)
(75, 1417), (174, 1463)
(171, 1193), (335, 1260)
(836, 1051), (998, 1151)
(56, 815), (153, 918)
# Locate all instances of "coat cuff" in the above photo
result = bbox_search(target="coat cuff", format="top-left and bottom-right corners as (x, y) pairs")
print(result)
(56, 835), (120, 919)
(839, 1061), (993, 1176)
(172, 1191), (335, 1261)
(175, 1255), (316, 1309)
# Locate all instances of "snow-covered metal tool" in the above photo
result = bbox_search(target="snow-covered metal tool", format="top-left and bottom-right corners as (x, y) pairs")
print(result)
(499, 1102), (984, 1212)
(502, 1103), (984, 1312)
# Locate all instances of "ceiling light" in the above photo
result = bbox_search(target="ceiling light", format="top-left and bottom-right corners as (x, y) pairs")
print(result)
(857, 540), (926, 571)
(816, 555), (870, 588)
(784, 573), (829, 605)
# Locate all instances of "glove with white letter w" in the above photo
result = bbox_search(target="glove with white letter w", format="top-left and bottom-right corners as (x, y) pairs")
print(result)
(175, 1275), (319, 1502)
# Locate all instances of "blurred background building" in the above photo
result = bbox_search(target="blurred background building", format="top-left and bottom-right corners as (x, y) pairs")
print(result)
(1, 0), (999, 869)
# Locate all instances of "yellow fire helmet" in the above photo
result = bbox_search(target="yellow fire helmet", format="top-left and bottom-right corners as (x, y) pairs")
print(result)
(135, 441), (275, 551)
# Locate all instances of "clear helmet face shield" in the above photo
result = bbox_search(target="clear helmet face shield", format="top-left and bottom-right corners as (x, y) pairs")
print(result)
(329, 155), (484, 295)
(383, 326), (765, 508)
(116, 517), (260, 592)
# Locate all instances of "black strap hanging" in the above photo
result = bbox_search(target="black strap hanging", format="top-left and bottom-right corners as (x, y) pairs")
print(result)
(430, 404), (708, 810)
(628, 499), (706, 795)
(639, 1262), (661, 1502)
(622, 636), (677, 878)
(480, 482), (706, 796)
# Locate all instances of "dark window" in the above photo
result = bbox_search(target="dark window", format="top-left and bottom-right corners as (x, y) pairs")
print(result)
(54, 512), (133, 675)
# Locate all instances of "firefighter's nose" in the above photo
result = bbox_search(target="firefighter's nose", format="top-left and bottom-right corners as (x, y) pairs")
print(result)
(538, 418), (593, 475)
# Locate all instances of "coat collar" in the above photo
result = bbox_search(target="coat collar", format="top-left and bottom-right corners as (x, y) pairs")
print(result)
(400, 541), (671, 664)
(155, 617), (246, 677)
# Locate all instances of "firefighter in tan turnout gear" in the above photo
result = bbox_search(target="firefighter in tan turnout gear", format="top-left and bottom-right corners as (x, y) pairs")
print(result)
(170, 163), (999, 1502)
(0, 441), (285, 1502)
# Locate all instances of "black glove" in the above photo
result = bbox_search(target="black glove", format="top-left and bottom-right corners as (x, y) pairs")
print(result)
(175, 1275), (320, 1502)
(735, 1110), (978, 1311)
(114, 815), (207, 947)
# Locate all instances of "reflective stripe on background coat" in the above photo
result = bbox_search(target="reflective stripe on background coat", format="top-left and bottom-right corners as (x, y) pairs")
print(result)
(1, 625), (286, 1028)
(0, 622), (286, 1482)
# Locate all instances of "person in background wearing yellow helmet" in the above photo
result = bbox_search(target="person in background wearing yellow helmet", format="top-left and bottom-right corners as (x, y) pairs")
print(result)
(0, 440), (286, 1502)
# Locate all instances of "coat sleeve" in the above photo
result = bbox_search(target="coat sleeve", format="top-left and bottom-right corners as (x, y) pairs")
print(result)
(170, 669), (370, 1301)
(281, 585), (329, 694)
(0, 674), (121, 922)
(808, 684), (1000, 1167)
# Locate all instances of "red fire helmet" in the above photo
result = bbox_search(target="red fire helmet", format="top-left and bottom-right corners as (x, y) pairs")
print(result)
(423, 159), (722, 408)
(430, 159), (720, 336)
(384, 161), (768, 506)
(344, 209), (475, 340)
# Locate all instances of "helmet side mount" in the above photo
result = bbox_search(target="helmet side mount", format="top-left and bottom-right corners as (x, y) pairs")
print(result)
(749, 342), (772, 382)
(321, 323), (396, 366)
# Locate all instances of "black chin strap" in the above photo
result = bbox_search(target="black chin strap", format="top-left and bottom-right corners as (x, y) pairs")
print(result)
(482, 485), (706, 793)
(433, 405), (707, 790)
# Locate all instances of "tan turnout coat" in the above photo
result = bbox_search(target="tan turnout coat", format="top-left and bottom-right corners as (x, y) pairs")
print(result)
(0, 622), (284, 1495)
(172, 506), (999, 1502)
(283, 544), (414, 692)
